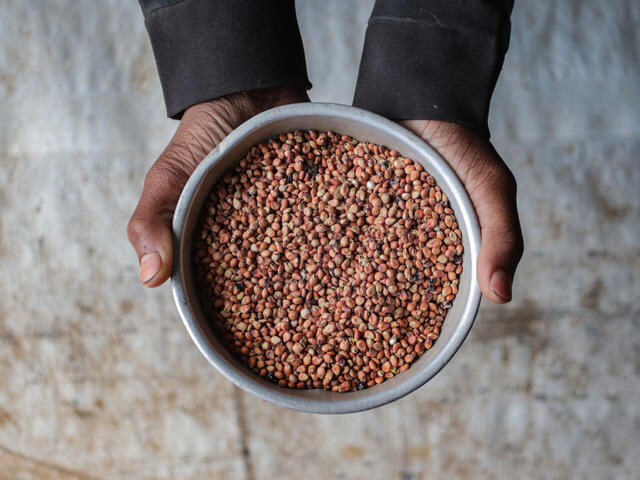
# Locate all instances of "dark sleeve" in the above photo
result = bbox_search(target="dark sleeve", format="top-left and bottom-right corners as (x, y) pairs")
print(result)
(139, 0), (311, 119)
(353, 0), (514, 137)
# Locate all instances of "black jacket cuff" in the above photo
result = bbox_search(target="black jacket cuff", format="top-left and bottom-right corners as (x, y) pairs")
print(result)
(141, 0), (311, 119)
(353, 0), (513, 138)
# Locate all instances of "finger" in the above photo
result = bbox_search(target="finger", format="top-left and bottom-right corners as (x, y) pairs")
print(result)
(399, 119), (524, 303)
(471, 163), (524, 303)
(127, 158), (192, 288)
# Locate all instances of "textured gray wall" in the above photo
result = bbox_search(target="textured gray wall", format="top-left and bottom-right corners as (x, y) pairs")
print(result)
(0, 1), (638, 479)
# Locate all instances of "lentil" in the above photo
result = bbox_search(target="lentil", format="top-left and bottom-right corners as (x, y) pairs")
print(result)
(193, 130), (463, 392)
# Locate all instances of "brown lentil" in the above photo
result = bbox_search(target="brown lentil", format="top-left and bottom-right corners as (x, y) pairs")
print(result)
(192, 130), (463, 392)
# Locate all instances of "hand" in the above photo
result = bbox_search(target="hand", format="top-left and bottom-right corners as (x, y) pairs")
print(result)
(127, 86), (309, 288)
(401, 120), (524, 303)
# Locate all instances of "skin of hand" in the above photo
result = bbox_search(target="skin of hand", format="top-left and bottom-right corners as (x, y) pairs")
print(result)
(401, 120), (524, 303)
(128, 93), (523, 304)
(127, 86), (309, 288)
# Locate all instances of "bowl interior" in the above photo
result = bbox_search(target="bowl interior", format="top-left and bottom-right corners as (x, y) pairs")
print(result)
(173, 103), (481, 413)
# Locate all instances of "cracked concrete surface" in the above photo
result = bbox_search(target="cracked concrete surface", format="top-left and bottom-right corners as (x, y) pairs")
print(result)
(0, 1), (639, 479)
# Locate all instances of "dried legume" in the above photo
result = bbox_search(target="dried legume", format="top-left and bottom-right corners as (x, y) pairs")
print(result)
(193, 130), (463, 392)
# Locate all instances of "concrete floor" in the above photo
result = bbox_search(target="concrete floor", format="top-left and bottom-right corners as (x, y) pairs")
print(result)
(1, 1), (639, 479)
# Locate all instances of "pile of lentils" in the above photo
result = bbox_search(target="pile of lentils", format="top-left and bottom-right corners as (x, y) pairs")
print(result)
(193, 130), (463, 392)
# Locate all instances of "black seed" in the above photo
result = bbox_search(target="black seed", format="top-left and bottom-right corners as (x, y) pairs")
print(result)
(382, 160), (389, 169)
(286, 174), (293, 184)
(306, 163), (319, 176)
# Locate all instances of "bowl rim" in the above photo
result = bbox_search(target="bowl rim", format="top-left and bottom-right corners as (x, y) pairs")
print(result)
(172, 102), (482, 414)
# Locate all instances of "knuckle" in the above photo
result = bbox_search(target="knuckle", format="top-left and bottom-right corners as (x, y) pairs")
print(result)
(465, 148), (517, 195)
(161, 141), (200, 172)
(140, 156), (194, 212)
(172, 119), (224, 164)
(506, 232), (524, 257)
(126, 217), (148, 246)
(501, 225), (525, 261)
(500, 165), (518, 194)
(485, 161), (516, 192)
(146, 157), (186, 190)
(514, 229), (525, 258)
(484, 220), (524, 254)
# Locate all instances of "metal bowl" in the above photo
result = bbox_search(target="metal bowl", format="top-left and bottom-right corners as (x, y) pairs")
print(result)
(172, 103), (481, 414)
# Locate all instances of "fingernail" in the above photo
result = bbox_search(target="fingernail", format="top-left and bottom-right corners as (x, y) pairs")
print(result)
(140, 252), (162, 284)
(490, 270), (512, 302)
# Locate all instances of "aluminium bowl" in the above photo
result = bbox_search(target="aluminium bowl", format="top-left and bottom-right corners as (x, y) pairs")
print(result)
(172, 103), (481, 414)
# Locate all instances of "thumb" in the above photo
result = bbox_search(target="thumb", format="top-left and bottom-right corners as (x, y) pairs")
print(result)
(127, 159), (191, 288)
(471, 161), (524, 303)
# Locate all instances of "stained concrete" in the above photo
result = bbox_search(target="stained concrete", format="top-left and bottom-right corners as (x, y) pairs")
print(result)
(0, 1), (638, 479)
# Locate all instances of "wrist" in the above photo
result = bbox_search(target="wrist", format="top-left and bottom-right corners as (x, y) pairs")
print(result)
(183, 86), (309, 128)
